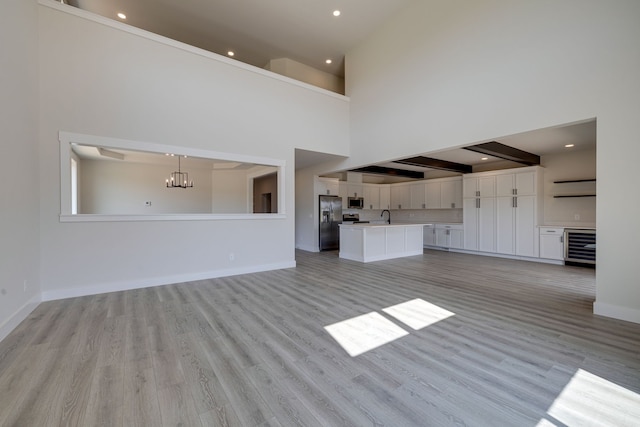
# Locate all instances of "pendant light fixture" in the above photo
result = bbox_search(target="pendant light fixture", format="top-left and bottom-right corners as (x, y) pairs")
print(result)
(165, 154), (194, 188)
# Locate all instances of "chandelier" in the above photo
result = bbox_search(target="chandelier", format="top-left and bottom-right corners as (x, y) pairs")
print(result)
(165, 154), (194, 188)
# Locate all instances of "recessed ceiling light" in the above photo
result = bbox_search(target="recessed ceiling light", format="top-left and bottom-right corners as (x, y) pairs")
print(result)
(481, 157), (489, 161)
(565, 144), (575, 148)
(326, 59), (332, 64)
(117, 12), (126, 20)
(227, 51), (235, 57)
(333, 10), (341, 17)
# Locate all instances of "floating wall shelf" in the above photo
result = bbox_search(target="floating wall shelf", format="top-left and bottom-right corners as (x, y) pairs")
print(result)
(553, 194), (596, 198)
(553, 179), (596, 184)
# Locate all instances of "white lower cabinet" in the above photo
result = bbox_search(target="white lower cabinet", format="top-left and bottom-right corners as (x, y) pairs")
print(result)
(424, 224), (463, 249)
(423, 225), (436, 246)
(463, 197), (496, 252)
(539, 227), (564, 260)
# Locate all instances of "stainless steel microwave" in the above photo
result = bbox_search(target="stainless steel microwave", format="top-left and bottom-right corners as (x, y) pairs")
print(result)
(348, 197), (364, 209)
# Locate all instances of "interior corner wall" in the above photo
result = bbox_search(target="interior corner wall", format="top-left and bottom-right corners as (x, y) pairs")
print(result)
(37, 3), (349, 299)
(345, 0), (640, 323)
(0, 0), (41, 340)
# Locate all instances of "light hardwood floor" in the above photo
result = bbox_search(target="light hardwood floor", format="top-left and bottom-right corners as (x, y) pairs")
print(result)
(1, 250), (639, 426)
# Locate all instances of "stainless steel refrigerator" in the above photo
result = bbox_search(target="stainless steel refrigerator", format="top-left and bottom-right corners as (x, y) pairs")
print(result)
(319, 195), (342, 251)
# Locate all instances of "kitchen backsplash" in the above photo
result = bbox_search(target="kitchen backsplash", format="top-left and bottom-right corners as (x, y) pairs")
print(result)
(348, 208), (463, 224)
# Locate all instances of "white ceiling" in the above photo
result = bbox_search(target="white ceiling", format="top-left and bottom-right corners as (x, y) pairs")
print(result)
(68, 0), (413, 77)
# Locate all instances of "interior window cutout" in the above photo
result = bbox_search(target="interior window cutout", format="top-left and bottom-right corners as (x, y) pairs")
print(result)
(59, 132), (285, 220)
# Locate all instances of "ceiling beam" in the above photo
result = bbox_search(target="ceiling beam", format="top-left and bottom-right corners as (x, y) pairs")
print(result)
(350, 166), (425, 180)
(393, 156), (472, 174)
(463, 141), (540, 166)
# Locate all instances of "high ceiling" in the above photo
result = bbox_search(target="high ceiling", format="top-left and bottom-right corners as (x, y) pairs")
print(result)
(68, 0), (414, 78)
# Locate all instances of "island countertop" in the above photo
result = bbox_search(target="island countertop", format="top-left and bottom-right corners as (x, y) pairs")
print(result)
(339, 222), (426, 228)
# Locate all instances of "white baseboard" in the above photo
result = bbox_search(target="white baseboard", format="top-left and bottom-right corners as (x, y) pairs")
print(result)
(0, 295), (41, 343)
(296, 244), (319, 253)
(41, 261), (296, 302)
(593, 301), (640, 324)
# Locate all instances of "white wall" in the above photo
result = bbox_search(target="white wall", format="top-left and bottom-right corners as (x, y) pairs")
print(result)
(541, 148), (596, 227)
(212, 169), (249, 213)
(345, 0), (640, 322)
(80, 159), (214, 214)
(37, 2), (349, 300)
(0, 0), (41, 340)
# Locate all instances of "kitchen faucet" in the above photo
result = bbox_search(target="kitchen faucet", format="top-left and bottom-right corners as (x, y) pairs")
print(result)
(381, 209), (391, 224)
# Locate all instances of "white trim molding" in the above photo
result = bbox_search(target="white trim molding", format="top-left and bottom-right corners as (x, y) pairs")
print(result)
(41, 261), (296, 302)
(0, 295), (42, 343)
(594, 301), (640, 324)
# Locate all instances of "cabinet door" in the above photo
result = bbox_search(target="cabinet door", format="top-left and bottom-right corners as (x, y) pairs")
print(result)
(515, 172), (536, 196)
(410, 183), (426, 209)
(423, 225), (436, 246)
(496, 196), (515, 255)
(449, 229), (464, 249)
(379, 186), (390, 210)
(463, 198), (479, 250)
(425, 181), (441, 209)
(326, 181), (339, 196)
(496, 174), (515, 197)
(391, 186), (410, 209)
(478, 176), (496, 197)
(441, 179), (462, 209)
(515, 195), (537, 257)
(436, 227), (450, 247)
(478, 197), (496, 253)
(463, 178), (478, 199)
(363, 185), (379, 210)
(347, 184), (363, 198)
(338, 182), (348, 209)
(540, 230), (564, 260)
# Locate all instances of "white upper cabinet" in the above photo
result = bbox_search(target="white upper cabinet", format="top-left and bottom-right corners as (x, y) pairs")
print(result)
(347, 183), (363, 198)
(316, 177), (339, 196)
(496, 171), (536, 197)
(464, 175), (496, 198)
(410, 182), (426, 209)
(440, 178), (463, 209)
(379, 185), (391, 210)
(425, 181), (441, 209)
(363, 184), (380, 210)
(390, 185), (411, 209)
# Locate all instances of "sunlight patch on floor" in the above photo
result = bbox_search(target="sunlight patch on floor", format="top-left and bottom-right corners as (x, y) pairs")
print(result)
(539, 368), (640, 426)
(382, 298), (455, 330)
(324, 312), (409, 357)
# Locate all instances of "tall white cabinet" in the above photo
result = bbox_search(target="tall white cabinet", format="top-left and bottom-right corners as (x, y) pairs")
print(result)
(464, 166), (543, 258)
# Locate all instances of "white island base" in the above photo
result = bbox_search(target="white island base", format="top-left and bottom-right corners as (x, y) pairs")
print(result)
(339, 223), (424, 263)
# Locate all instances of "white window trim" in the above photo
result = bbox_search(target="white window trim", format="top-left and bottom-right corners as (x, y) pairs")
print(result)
(59, 131), (286, 222)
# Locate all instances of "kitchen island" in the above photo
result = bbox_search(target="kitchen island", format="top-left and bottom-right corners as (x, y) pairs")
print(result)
(339, 223), (424, 263)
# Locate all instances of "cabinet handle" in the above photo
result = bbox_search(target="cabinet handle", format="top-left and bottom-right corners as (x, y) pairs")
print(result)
(515, 197), (518, 208)
(451, 203), (455, 208)
(560, 235), (564, 243)
(476, 190), (480, 197)
(476, 198), (480, 209)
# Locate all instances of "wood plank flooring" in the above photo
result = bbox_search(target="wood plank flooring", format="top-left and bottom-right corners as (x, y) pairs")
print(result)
(1, 250), (639, 426)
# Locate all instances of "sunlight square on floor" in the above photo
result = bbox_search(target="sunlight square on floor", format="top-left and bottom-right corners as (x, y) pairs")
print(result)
(382, 298), (455, 330)
(324, 312), (409, 357)
(540, 369), (640, 427)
